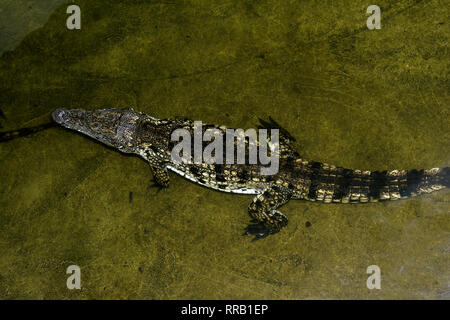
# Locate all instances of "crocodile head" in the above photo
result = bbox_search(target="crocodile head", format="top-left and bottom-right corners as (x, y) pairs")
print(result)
(52, 108), (183, 160)
(52, 108), (150, 153)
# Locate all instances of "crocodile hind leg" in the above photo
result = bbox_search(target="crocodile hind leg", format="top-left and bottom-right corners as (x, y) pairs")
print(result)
(245, 185), (293, 241)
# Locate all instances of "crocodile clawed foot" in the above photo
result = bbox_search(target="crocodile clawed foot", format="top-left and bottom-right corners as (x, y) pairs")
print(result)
(243, 222), (274, 241)
(148, 182), (166, 193)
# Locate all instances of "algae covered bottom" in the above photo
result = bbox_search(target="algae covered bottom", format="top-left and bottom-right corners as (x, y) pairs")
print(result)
(0, 0), (449, 299)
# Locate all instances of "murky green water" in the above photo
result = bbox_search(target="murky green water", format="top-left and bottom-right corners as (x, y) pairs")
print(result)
(0, 0), (449, 299)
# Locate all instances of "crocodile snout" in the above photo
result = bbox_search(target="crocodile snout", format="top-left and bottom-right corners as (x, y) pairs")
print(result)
(52, 108), (68, 124)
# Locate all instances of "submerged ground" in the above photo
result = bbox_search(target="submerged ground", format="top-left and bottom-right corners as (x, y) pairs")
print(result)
(0, 0), (449, 299)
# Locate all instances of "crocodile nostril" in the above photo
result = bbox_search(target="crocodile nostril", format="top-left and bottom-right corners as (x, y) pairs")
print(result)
(52, 108), (68, 124)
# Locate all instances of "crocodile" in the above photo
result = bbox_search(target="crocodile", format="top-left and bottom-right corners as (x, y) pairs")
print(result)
(52, 108), (449, 240)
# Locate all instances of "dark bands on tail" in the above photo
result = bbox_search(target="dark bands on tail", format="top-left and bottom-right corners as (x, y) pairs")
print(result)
(435, 167), (450, 188)
(306, 161), (322, 199)
(333, 168), (354, 201)
(304, 162), (449, 203)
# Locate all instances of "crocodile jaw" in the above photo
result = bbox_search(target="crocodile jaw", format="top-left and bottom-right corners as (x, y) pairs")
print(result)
(52, 108), (141, 153)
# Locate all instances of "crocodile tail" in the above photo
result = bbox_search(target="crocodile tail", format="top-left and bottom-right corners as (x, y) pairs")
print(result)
(436, 167), (450, 188)
(304, 163), (449, 203)
(0, 122), (56, 142)
(372, 167), (449, 201)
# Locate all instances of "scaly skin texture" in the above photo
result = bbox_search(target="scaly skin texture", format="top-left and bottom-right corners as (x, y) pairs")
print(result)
(52, 108), (449, 240)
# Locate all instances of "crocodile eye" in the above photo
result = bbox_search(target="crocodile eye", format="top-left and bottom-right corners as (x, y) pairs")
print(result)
(139, 120), (156, 142)
(140, 119), (155, 130)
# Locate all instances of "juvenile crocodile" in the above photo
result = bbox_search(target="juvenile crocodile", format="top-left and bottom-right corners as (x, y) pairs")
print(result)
(52, 108), (449, 240)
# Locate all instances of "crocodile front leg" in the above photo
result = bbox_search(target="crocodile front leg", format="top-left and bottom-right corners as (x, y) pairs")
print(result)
(245, 185), (293, 241)
(149, 165), (170, 189)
